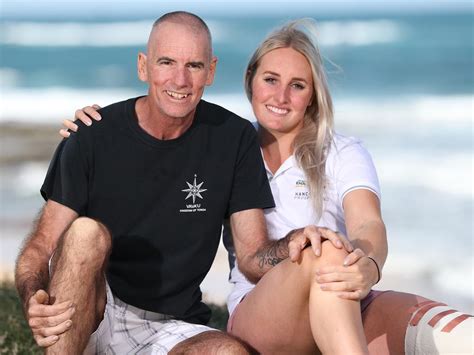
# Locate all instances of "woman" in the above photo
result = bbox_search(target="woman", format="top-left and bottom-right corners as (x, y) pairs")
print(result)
(223, 20), (383, 354)
(63, 19), (472, 355)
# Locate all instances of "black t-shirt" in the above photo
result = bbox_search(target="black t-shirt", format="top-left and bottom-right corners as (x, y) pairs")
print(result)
(41, 97), (274, 324)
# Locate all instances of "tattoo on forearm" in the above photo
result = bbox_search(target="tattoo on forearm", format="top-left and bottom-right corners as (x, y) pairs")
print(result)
(256, 237), (290, 269)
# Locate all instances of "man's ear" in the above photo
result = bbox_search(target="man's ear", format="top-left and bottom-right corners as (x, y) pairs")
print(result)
(137, 52), (148, 82)
(205, 56), (218, 86)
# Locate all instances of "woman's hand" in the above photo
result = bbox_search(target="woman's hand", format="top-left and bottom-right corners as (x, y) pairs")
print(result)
(315, 248), (379, 300)
(59, 104), (102, 138)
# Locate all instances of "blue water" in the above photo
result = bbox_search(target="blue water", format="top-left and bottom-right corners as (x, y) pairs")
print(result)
(1, 13), (472, 96)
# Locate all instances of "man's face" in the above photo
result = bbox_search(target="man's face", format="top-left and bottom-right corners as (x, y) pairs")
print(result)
(138, 21), (217, 121)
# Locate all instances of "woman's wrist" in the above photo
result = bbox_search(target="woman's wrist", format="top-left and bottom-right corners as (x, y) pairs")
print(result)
(366, 256), (381, 284)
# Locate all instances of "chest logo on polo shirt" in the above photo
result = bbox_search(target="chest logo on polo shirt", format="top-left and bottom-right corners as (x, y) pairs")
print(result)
(294, 179), (310, 200)
(179, 174), (207, 213)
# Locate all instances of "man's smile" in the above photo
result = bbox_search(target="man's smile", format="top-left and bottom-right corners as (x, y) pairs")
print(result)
(165, 90), (190, 99)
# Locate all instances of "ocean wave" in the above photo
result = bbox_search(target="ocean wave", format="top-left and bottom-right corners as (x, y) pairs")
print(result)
(2, 86), (470, 126)
(317, 19), (402, 46)
(0, 88), (140, 122)
(7, 162), (48, 197)
(383, 252), (474, 300)
(0, 68), (21, 87)
(1, 89), (472, 126)
(205, 93), (254, 120)
(433, 259), (474, 300)
(0, 89), (253, 123)
(0, 19), (402, 47)
(209, 93), (474, 126)
(1, 21), (151, 47)
(0, 20), (226, 47)
(335, 95), (473, 126)
(376, 153), (472, 198)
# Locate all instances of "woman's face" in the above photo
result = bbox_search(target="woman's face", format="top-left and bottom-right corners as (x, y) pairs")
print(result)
(251, 47), (314, 136)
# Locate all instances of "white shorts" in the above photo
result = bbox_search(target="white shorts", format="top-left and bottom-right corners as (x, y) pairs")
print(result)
(83, 283), (217, 354)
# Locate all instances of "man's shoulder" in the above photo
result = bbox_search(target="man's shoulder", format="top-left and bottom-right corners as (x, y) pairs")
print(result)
(73, 97), (135, 137)
(97, 97), (135, 122)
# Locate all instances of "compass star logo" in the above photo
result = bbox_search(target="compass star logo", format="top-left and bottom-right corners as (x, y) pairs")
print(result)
(181, 174), (207, 204)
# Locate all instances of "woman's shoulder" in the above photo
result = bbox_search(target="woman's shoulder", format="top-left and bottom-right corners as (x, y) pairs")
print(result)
(329, 132), (364, 155)
(326, 132), (375, 171)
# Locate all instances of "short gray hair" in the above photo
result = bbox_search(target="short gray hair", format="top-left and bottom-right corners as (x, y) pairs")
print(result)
(152, 11), (213, 57)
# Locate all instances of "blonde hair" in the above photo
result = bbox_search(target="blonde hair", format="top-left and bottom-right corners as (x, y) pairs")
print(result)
(245, 19), (334, 216)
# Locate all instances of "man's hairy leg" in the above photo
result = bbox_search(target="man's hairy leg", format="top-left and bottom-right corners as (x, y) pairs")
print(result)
(46, 217), (111, 355)
(169, 331), (254, 355)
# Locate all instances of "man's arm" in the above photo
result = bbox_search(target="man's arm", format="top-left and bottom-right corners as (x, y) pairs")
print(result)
(230, 209), (275, 283)
(16, 200), (78, 307)
(15, 200), (78, 346)
(230, 209), (352, 283)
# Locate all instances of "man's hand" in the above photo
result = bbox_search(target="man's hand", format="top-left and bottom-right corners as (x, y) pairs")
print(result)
(27, 289), (75, 347)
(315, 248), (379, 300)
(287, 226), (354, 262)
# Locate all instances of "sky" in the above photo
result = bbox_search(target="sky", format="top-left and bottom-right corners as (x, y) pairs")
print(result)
(1, 0), (471, 19)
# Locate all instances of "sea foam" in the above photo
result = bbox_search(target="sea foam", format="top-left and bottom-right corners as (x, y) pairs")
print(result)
(1, 89), (471, 125)
(317, 19), (402, 46)
(0, 20), (227, 47)
(1, 19), (402, 47)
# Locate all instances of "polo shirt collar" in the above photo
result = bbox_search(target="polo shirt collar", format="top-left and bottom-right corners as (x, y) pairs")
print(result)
(260, 148), (296, 179)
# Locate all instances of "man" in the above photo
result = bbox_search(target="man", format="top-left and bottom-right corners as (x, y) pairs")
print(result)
(16, 11), (267, 354)
(15, 11), (320, 354)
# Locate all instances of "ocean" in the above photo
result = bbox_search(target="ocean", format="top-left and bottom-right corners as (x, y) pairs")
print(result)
(0, 9), (472, 310)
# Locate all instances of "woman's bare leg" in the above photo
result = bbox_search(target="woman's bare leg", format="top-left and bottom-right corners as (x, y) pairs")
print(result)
(363, 291), (473, 354)
(362, 291), (428, 353)
(230, 241), (368, 355)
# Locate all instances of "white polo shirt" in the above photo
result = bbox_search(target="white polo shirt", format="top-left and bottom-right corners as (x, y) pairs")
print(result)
(226, 133), (381, 315)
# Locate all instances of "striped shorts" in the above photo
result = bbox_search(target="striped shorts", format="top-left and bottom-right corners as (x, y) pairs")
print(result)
(83, 284), (216, 354)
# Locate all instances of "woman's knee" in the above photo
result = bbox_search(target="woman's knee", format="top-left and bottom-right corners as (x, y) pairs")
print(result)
(319, 240), (349, 265)
(299, 240), (348, 271)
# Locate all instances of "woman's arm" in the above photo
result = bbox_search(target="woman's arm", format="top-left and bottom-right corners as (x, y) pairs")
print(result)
(343, 189), (387, 273)
(315, 189), (387, 300)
